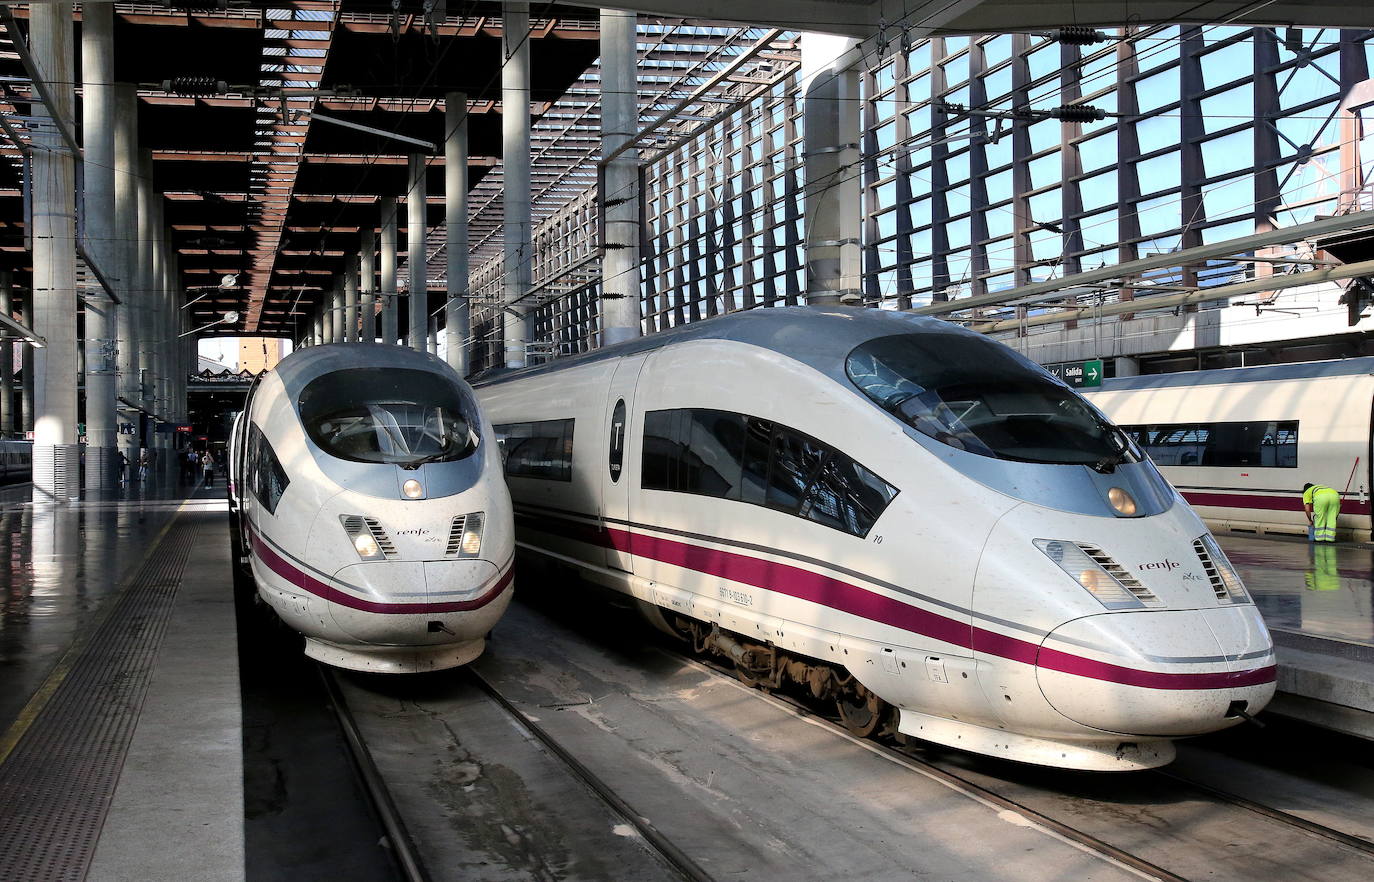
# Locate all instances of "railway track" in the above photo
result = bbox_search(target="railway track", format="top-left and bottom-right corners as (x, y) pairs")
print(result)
(674, 646), (1374, 882)
(318, 665), (431, 882)
(466, 668), (715, 882)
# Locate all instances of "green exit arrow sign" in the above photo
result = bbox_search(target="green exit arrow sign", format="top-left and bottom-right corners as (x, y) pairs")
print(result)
(1047, 358), (1103, 388)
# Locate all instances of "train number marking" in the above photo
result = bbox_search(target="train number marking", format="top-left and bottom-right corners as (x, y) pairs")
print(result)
(718, 586), (754, 607)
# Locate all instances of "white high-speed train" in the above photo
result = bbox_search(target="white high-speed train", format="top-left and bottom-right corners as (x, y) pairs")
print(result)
(1087, 358), (1374, 542)
(476, 306), (1275, 771)
(229, 344), (514, 673)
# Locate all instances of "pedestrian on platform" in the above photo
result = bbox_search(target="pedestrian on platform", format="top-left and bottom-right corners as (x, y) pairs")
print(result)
(202, 449), (215, 488)
(117, 449), (128, 486)
(1302, 482), (1341, 543)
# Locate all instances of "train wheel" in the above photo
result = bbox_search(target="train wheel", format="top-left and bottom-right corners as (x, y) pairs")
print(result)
(835, 681), (885, 738)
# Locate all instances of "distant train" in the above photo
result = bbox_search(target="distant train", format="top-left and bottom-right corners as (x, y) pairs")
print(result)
(229, 344), (514, 673)
(1088, 358), (1374, 542)
(476, 307), (1274, 771)
(0, 440), (31, 484)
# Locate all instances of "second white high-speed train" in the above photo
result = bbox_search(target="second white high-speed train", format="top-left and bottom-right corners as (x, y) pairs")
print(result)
(230, 344), (514, 673)
(1087, 358), (1374, 542)
(476, 306), (1275, 771)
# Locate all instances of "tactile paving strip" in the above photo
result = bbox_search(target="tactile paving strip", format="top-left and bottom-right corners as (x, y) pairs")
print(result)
(0, 513), (199, 882)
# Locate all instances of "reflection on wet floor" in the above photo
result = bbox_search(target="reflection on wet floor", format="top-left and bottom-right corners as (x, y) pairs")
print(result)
(0, 475), (225, 735)
(1220, 535), (1374, 646)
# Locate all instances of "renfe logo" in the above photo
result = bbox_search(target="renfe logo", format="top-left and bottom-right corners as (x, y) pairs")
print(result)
(1138, 559), (1182, 572)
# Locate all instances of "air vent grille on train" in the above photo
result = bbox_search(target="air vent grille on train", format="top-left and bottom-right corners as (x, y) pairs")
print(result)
(1193, 535), (1248, 603)
(1075, 543), (1161, 605)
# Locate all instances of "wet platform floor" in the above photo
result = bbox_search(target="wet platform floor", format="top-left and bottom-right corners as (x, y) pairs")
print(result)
(1220, 535), (1374, 648)
(0, 476), (223, 737)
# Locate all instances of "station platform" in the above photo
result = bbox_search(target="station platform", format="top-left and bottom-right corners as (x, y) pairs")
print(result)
(1219, 534), (1374, 739)
(0, 477), (243, 882)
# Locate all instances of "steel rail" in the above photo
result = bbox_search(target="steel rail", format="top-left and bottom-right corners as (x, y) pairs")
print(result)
(1153, 769), (1374, 856)
(467, 668), (716, 882)
(676, 651), (1187, 882)
(317, 666), (432, 882)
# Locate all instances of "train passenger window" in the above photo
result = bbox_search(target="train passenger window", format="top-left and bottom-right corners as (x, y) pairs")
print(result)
(640, 408), (897, 538)
(495, 419), (575, 481)
(299, 368), (481, 466)
(1122, 420), (1298, 468)
(643, 409), (746, 496)
(247, 424), (290, 514)
(767, 428), (826, 514)
(801, 453), (899, 537)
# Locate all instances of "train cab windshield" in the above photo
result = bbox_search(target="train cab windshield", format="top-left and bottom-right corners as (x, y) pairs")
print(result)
(298, 368), (481, 466)
(846, 333), (1136, 469)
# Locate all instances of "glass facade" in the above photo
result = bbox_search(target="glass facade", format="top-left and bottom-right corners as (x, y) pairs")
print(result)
(468, 25), (1374, 370)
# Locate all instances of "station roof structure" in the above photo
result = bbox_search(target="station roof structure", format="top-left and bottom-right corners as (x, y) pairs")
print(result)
(3, 1), (1373, 339)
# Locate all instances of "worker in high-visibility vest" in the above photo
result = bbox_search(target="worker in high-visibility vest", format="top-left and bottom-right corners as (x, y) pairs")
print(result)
(1302, 482), (1341, 543)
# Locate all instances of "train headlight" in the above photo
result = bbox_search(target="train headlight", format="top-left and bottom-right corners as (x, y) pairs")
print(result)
(1034, 539), (1147, 610)
(402, 478), (425, 499)
(340, 514), (388, 561)
(1107, 487), (1138, 516)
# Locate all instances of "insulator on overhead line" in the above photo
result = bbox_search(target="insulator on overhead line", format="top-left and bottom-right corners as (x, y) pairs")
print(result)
(1049, 105), (1107, 122)
(164, 75), (227, 97)
(1055, 26), (1109, 45)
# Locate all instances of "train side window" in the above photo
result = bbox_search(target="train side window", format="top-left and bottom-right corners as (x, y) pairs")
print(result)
(1122, 420), (1298, 467)
(740, 417), (772, 506)
(642, 409), (746, 498)
(800, 453), (899, 538)
(495, 419), (575, 481)
(766, 427), (826, 514)
(247, 424), (290, 514)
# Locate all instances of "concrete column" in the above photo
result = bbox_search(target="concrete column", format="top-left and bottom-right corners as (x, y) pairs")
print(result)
(445, 91), (470, 374)
(0, 275), (12, 437)
(407, 153), (428, 352)
(114, 85), (139, 469)
(1115, 357), (1140, 378)
(360, 228), (376, 343)
(380, 196), (399, 345)
(502, 2), (531, 368)
(136, 152), (157, 448)
(344, 263), (359, 343)
(600, 10), (641, 346)
(313, 308), (324, 349)
(801, 34), (863, 306)
(30, 1), (80, 498)
(149, 200), (167, 448)
(428, 315), (439, 356)
(82, 1), (116, 488)
(21, 299), (34, 435)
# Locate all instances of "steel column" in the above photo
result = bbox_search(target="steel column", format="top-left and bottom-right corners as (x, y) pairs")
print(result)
(502, 2), (531, 368)
(380, 196), (399, 345)
(80, 0), (116, 487)
(360, 228), (376, 343)
(407, 153), (427, 352)
(600, 10), (642, 345)
(0, 275), (11, 437)
(29, 1), (79, 498)
(801, 34), (862, 306)
(444, 91), (469, 373)
(113, 84), (139, 470)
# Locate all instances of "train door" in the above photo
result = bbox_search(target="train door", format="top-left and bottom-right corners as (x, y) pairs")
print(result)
(602, 354), (648, 572)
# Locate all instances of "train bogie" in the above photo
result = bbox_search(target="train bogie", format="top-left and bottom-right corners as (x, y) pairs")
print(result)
(478, 307), (1277, 770)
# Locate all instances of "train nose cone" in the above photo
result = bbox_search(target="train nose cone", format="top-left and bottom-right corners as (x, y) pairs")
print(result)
(326, 559), (505, 645)
(1037, 608), (1276, 737)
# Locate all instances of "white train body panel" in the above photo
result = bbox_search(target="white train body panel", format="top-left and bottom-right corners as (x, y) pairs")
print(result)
(478, 307), (1275, 770)
(1087, 360), (1374, 540)
(232, 344), (514, 673)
